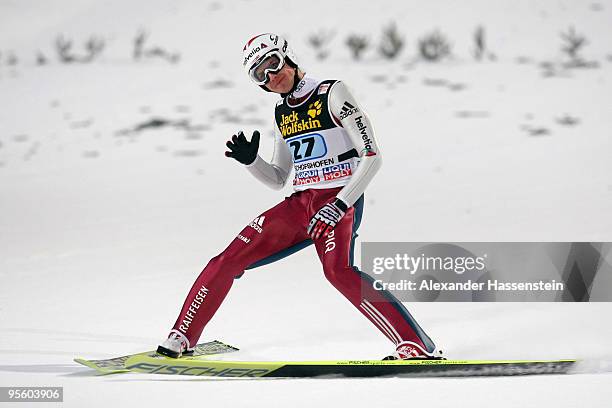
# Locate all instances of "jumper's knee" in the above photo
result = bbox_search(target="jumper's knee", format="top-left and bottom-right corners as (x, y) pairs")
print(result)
(323, 265), (359, 291)
(205, 252), (244, 279)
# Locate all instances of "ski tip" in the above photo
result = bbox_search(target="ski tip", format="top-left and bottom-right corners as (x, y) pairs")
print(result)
(213, 339), (240, 352)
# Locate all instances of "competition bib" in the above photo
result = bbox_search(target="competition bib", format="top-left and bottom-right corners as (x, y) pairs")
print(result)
(275, 80), (359, 190)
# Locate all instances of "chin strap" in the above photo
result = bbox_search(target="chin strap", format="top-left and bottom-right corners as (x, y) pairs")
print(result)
(259, 84), (273, 93)
(280, 67), (302, 98)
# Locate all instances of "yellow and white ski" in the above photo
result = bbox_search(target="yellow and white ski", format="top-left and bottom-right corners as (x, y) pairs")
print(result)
(74, 340), (238, 375)
(124, 352), (576, 378)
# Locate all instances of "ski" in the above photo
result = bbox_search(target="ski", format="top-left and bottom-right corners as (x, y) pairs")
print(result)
(74, 340), (238, 375)
(124, 353), (576, 378)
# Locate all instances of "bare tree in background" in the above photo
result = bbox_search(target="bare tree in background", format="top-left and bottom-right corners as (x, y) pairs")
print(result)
(472, 25), (496, 61)
(346, 35), (369, 60)
(560, 26), (597, 68)
(55, 35), (75, 63)
(82, 36), (105, 62)
(418, 30), (451, 62)
(133, 29), (147, 60)
(133, 29), (180, 64)
(379, 23), (404, 59)
(307, 30), (334, 60)
(6, 51), (18, 66)
(36, 51), (48, 66)
(145, 47), (181, 64)
(55, 35), (105, 63)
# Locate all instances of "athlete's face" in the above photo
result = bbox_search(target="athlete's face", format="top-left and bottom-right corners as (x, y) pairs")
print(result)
(265, 64), (295, 94)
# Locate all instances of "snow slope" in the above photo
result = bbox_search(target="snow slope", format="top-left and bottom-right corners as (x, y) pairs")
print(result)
(1, 0), (612, 407)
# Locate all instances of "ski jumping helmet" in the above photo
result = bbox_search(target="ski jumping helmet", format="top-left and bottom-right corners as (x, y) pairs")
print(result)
(242, 33), (299, 89)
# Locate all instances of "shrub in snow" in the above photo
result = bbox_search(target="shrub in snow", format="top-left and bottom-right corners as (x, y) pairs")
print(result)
(346, 35), (369, 60)
(307, 30), (334, 61)
(6, 51), (18, 66)
(36, 51), (48, 66)
(378, 23), (404, 59)
(560, 26), (598, 69)
(133, 29), (147, 60)
(418, 30), (451, 62)
(55, 35), (105, 63)
(560, 27), (586, 63)
(472, 26), (496, 61)
(133, 29), (181, 64)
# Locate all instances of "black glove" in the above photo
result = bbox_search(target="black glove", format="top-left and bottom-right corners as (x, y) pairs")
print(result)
(225, 130), (260, 165)
(307, 199), (349, 239)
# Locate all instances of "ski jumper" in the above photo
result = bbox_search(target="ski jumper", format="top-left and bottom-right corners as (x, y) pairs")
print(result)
(168, 76), (436, 354)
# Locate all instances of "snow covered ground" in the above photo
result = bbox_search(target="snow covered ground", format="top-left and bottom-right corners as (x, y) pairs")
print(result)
(1, 0), (612, 406)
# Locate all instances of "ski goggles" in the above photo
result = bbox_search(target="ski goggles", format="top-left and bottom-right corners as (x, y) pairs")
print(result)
(248, 50), (285, 85)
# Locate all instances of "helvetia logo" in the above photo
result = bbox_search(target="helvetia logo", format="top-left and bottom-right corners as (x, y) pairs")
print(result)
(339, 101), (359, 119)
(243, 43), (268, 66)
(248, 216), (265, 233)
(354, 115), (374, 151)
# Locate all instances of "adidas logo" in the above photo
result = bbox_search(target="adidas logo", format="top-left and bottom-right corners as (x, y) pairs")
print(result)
(248, 216), (265, 233)
(339, 101), (359, 119)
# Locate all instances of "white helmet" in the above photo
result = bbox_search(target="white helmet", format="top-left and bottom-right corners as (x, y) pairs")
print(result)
(242, 33), (298, 86)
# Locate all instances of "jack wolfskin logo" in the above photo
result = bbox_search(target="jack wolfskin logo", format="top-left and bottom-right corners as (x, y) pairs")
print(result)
(307, 100), (323, 118)
(339, 101), (359, 119)
(279, 110), (322, 137)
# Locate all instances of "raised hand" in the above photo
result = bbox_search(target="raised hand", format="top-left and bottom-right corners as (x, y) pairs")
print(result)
(225, 130), (260, 165)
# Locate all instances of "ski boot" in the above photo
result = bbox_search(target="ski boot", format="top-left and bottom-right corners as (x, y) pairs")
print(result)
(156, 331), (194, 358)
(383, 341), (445, 360)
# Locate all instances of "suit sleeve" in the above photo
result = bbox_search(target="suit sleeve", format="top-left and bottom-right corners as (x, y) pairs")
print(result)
(328, 81), (383, 207)
(244, 124), (293, 190)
